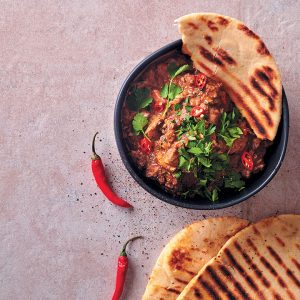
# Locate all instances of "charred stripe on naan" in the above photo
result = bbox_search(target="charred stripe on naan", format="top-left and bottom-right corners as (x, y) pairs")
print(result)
(224, 248), (266, 299)
(291, 258), (300, 272)
(251, 77), (275, 111)
(205, 35), (213, 45)
(193, 288), (202, 298)
(275, 237), (286, 247)
(216, 48), (237, 65)
(175, 277), (189, 285)
(234, 241), (271, 288)
(237, 24), (259, 39)
(207, 20), (218, 31)
(165, 287), (180, 295)
(206, 265), (237, 299)
(217, 16), (229, 26)
(196, 61), (269, 138)
(219, 265), (251, 300)
(257, 41), (270, 56)
(198, 277), (221, 300)
(256, 68), (278, 98)
(246, 238), (292, 291)
(267, 246), (300, 287)
(198, 46), (274, 131)
(188, 22), (199, 30)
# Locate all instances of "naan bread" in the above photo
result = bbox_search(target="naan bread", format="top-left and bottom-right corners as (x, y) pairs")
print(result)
(142, 217), (249, 300)
(176, 13), (282, 141)
(178, 214), (300, 300)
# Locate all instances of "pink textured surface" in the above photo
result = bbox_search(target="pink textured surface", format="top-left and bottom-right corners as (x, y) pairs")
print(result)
(0, 1), (299, 299)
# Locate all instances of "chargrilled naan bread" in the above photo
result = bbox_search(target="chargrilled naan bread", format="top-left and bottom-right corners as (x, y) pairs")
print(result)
(142, 217), (249, 300)
(178, 214), (300, 300)
(176, 13), (282, 141)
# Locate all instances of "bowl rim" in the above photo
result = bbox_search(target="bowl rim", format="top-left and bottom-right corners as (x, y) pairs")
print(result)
(114, 39), (289, 210)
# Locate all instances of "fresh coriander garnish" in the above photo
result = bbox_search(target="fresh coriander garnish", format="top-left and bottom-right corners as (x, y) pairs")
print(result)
(218, 109), (243, 147)
(127, 87), (153, 111)
(132, 113), (149, 140)
(161, 63), (190, 117)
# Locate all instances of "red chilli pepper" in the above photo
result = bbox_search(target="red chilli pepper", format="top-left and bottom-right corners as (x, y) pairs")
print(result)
(195, 73), (207, 89)
(111, 236), (143, 300)
(191, 106), (205, 118)
(139, 137), (153, 154)
(153, 101), (166, 113)
(91, 132), (132, 208)
(241, 151), (254, 171)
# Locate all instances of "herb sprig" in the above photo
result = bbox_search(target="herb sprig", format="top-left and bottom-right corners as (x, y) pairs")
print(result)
(127, 87), (153, 111)
(161, 63), (190, 117)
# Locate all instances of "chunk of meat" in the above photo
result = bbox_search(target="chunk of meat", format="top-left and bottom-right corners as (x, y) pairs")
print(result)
(208, 106), (222, 124)
(228, 134), (249, 154)
(145, 114), (163, 140)
(152, 89), (165, 102)
(156, 146), (178, 172)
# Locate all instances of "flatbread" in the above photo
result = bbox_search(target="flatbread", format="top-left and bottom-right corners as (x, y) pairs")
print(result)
(176, 13), (282, 141)
(178, 214), (300, 300)
(142, 217), (249, 300)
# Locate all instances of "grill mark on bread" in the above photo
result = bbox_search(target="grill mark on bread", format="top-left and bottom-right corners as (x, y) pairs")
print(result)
(175, 277), (189, 285)
(205, 35), (213, 45)
(165, 287), (180, 295)
(199, 46), (224, 66)
(267, 246), (300, 287)
(193, 288), (202, 298)
(198, 47), (274, 138)
(217, 16), (229, 26)
(237, 24), (259, 39)
(275, 237), (286, 247)
(188, 22), (198, 30)
(207, 265), (237, 299)
(253, 226), (261, 235)
(216, 48), (237, 65)
(198, 278), (221, 299)
(296, 244), (300, 251)
(234, 241), (271, 288)
(207, 20), (218, 31)
(255, 69), (278, 98)
(251, 77), (275, 111)
(257, 41), (270, 55)
(224, 248), (265, 298)
(291, 258), (300, 272)
(219, 265), (251, 299)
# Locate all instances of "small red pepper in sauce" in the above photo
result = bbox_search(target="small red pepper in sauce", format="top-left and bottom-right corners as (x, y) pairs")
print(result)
(111, 236), (143, 300)
(191, 106), (205, 118)
(241, 151), (254, 171)
(91, 132), (132, 208)
(195, 73), (207, 89)
(153, 101), (166, 113)
(139, 137), (153, 154)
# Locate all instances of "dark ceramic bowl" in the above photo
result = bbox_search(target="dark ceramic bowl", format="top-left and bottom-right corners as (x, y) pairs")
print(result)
(114, 40), (289, 210)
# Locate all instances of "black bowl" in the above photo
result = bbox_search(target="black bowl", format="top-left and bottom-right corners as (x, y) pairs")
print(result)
(114, 40), (289, 210)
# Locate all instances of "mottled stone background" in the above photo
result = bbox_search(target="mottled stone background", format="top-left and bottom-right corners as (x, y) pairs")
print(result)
(0, 0), (299, 299)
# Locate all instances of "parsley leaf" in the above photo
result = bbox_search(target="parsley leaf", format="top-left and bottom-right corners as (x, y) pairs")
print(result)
(168, 83), (182, 100)
(132, 113), (148, 135)
(172, 64), (190, 79)
(224, 172), (245, 190)
(127, 87), (153, 111)
(160, 84), (169, 98)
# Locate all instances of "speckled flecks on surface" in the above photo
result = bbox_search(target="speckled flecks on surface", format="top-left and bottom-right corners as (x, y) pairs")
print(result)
(0, 1), (299, 299)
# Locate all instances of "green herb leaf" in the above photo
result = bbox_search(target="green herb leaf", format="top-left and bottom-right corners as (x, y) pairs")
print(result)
(160, 84), (169, 98)
(167, 63), (178, 78)
(127, 87), (153, 111)
(228, 127), (243, 138)
(132, 113), (148, 134)
(178, 156), (187, 169)
(174, 171), (182, 179)
(188, 147), (202, 155)
(199, 179), (207, 186)
(174, 103), (181, 111)
(198, 156), (212, 168)
(168, 83), (182, 100)
(211, 189), (219, 202)
(224, 172), (245, 190)
(172, 64), (190, 79)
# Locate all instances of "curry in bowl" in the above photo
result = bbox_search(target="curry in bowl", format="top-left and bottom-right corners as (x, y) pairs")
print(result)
(121, 52), (271, 201)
